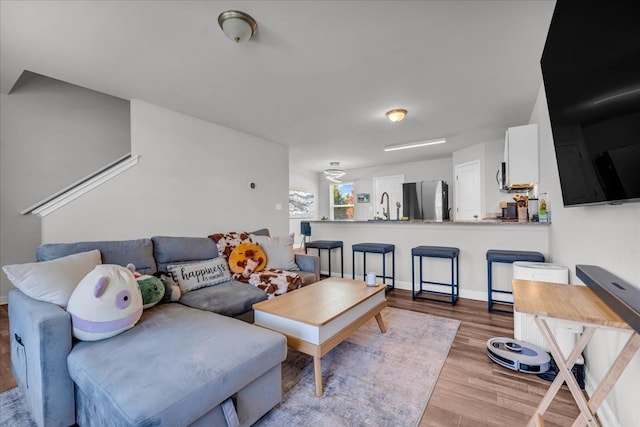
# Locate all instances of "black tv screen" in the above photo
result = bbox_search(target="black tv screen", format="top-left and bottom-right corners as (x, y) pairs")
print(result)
(541, 1), (640, 206)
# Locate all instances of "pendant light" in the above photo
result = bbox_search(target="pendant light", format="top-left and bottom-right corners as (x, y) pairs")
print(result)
(324, 162), (346, 183)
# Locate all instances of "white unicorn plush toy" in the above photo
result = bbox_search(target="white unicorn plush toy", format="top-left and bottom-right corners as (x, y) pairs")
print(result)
(67, 263), (143, 341)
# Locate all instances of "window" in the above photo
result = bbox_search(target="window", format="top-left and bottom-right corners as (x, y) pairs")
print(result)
(330, 183), (355, 220)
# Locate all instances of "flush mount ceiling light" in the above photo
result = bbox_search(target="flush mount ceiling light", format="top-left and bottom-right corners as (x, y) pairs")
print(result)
(218, 10), (258, 43)
(384, 138), (447, 152)
(386, 109), (408, 122)
(324, 162), (346, 183)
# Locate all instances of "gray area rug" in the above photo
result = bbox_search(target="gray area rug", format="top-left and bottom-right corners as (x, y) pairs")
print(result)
(254, 307), (460, 427)
(0, 387), (36, 427)
(0, 307), (459, 427)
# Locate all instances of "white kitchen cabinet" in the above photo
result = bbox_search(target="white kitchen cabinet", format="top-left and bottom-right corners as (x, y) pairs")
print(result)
(504, 123), (539, 189)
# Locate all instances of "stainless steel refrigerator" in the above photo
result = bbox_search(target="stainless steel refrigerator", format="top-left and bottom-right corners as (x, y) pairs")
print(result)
(402, 180), (449, 221)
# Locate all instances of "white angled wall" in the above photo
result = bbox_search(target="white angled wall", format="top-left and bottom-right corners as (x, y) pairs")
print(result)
(0, 72), (131, 303)
(532, 84), (640, 427)
(42, 99), (290, 243)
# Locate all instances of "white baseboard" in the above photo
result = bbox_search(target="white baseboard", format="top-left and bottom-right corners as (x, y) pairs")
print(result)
(323, 273), (489, 302)
(585, 369), (620, 427)
(458, 289), (488, 301)
(0, 296), (7, 305)
(378, 278), (488, 302)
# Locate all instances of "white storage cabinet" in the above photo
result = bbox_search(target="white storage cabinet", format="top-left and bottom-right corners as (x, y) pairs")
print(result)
(504, 123), (539, 188)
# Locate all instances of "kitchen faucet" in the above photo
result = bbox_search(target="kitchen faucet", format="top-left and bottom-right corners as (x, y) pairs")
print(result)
(381, 192), (390, 220)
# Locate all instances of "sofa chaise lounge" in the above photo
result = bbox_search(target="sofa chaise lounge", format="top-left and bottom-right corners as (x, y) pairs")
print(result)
(8, 232), (320, 426)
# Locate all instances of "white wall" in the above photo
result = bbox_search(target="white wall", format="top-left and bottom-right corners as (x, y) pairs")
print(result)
(532, 84), (640, 427)
(316, 158), (453, 222)
(289, 168), (321, 247)
(42, 99), (289, 243)
(0, 72), (130, 303)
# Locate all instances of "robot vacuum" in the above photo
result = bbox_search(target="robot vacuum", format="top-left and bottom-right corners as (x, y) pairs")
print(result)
(487, 337), (550, 374)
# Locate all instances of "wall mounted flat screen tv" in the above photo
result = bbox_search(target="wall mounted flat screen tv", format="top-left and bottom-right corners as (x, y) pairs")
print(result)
(541, 1), (640, 207)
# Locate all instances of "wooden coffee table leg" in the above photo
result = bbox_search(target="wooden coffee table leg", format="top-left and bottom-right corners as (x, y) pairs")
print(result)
(314, 355), (323, 397)
(375, 312), (387, 333)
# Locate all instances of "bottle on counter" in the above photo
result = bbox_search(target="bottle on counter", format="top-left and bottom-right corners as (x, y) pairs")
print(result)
(528, 198), (539, 222)
(539, 193), (549, 223)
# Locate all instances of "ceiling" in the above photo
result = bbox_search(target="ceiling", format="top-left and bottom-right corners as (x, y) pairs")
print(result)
(0, 1), (556, 176)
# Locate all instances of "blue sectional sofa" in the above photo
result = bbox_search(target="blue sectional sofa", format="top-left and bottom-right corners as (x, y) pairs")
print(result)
(8, 233), (320, 426)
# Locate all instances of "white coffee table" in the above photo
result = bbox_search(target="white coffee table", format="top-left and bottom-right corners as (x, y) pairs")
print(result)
(252, 277), (387, 396)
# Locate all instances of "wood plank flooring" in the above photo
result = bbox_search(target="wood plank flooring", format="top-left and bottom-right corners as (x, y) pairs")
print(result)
(386, 290), (581, 427)
(0, 292), (580, 426)
(0, 304), (15, 393)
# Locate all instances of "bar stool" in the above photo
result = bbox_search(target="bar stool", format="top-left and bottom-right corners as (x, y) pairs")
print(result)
(300, 221), (311, 249)
(486, 249), (544, 313)
(352, 243), (395, 289)
(305, 240), (344, 278)
(411, 246), (459, 305)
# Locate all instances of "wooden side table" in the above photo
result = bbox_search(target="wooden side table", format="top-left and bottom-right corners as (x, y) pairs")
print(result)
(513, 279), (640, 427)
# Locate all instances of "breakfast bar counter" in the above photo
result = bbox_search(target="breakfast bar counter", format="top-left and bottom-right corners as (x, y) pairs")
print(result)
(307, 220), (549, 302)
(313, 219), (550, 225)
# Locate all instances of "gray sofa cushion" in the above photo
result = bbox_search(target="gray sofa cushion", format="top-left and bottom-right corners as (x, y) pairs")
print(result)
(152, 236), (218, 272)
(36, 239), (156, 275)
(67, 303), (286, 427)
(179, 280), (267, 317)
(296, 270), (317, 286)
(249, 228), (270, 237)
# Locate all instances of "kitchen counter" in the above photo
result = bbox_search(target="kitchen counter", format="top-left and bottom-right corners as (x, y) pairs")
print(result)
(310, 219), (549, 225)
(306, 219), (549, 301)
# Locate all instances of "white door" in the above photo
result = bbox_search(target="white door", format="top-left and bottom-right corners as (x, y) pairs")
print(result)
(373, 175), (404, 220)
(454, 160), (481, 220)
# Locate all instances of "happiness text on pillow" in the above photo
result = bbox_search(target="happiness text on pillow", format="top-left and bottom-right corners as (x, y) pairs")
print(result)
(178, 264), (227, 283)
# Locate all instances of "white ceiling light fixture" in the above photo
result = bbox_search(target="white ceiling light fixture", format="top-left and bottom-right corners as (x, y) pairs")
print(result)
(218, 10), (258, 43)
(384, 138), (447, 152)
(386, 109), (408, 122)
(324, 162), (346, 183)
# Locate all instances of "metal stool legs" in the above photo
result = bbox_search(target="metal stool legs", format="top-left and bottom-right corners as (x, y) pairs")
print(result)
(352, 245), (395, 289)
(411, 248), (459, 305)
(305, 242), (344, 278)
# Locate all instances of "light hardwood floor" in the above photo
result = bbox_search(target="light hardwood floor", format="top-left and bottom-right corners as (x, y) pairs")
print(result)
(0, 291), (580, 426)
(386, 290), (581, 427)
(0, 304), (13, 393)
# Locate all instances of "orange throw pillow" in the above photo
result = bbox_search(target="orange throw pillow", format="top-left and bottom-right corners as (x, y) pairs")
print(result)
(229, 243), (267, 276)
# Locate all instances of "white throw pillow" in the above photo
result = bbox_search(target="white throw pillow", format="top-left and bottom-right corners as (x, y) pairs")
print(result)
(2, 249), (102, 307)
(251, 233), (299, 271)
(167, 257), (231, 293)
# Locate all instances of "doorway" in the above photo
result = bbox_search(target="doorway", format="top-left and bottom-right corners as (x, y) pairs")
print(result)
(454, 160), (481, 220)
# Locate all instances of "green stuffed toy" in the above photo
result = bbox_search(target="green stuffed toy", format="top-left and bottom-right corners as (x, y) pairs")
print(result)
(136, 275), (165, 309)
